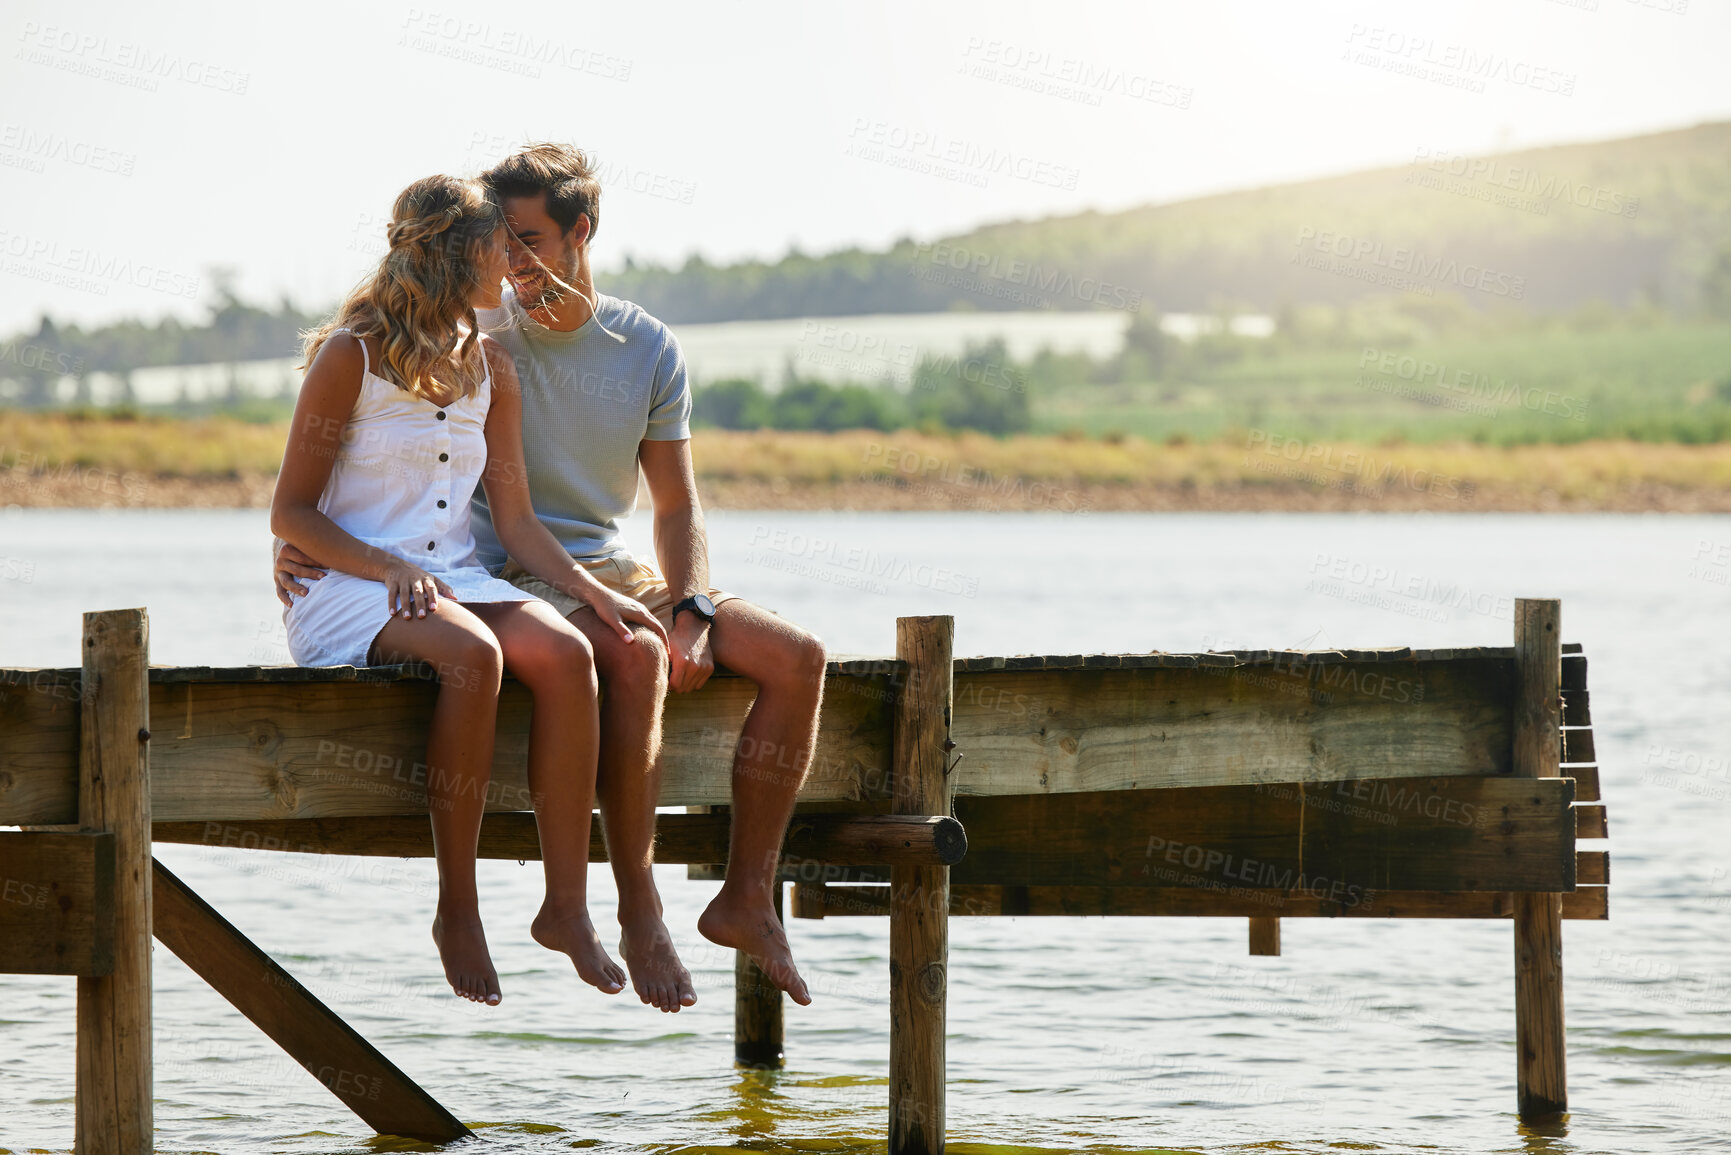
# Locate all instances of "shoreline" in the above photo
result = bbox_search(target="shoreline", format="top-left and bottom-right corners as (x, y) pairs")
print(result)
(5, 471), (1730, 513)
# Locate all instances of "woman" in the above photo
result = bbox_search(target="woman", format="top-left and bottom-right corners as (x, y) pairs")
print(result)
(271, 174), (664, 1006)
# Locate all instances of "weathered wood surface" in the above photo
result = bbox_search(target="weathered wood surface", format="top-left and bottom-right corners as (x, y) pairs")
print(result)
(1567, 759), (1599, 801)
(0, 831), (114, 975)
(801, 883), (1609, 920)
(75, 609), (153, 1155)
(1577, 850), (1609, 886)
(1, 650), (1547, 826)
(1247, 916), (1280, 956)
(952, 777), (1576, 893)
(0, 671), (894, 825)
(1575, 805), (1608, 840)
(151, 860), (469, 1143)
(889, 616), (953, 1155)
(1512, 598), (1567, 1121)
(152, 812), (967, 867)
(947, 657), (1517, 799)
(734, 882), (785, 1069)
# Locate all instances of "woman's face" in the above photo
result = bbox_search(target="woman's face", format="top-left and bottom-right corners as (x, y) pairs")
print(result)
(468, 225), (509, 310)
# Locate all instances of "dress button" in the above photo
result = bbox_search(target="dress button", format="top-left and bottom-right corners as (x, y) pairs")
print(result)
(427, 541), (435, 550)
(436, 411), (447, 421)
(438, 452), (449, 462)
(437, 499), (447, 509)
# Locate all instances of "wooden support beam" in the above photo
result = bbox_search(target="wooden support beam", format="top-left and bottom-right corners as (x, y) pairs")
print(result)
(889, 616), (953, 1155)
(0, 653), (1531, 828)
(803, 883), (1609, 921)
(1574, 805), (1608, 840)
(949, 656), (1517, 799)
(952, 776), (1576, 893)
(734, 882), (785, 1068)
(152, 812), (966, 867)
(76, 608), (152, 1155)
(1513, 598), (1567, 1121)
(151, 859), (469, 1142)
(1247, 916), (1281, 956)
(0, 831), (115, 975)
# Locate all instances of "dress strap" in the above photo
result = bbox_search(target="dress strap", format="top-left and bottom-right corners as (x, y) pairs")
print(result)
(332, 327), (370, 378)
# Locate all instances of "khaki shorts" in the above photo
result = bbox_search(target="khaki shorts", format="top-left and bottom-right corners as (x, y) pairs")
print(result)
(500, 554), (738, 630)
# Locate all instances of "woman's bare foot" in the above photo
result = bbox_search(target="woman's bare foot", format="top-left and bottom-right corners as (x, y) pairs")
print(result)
(432, 908), (502, 1006)
(618, 910), (698, 1013)
(531, 901), (627, 994)
(697, 888), (811, 1006)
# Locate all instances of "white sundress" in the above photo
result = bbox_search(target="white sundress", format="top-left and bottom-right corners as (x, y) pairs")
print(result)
(284, 329), (538, 667)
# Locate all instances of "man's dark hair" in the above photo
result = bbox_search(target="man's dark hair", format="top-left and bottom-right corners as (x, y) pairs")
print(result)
(480, 143), (601, 241)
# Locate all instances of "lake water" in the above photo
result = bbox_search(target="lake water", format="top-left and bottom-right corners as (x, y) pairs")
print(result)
(1, 508), (1727, 1154)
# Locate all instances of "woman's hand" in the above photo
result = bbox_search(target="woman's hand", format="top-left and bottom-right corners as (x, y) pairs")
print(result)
(582, 587), (669, 647)
(381, 559), (456, 620)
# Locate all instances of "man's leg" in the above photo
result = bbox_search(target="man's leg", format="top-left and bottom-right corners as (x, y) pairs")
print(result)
(695, 599), (826, 1006)
(565, 609), (697, 1013)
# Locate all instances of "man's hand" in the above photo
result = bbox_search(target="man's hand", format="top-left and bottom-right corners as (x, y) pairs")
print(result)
(275, 541), (328, 608)
(667, 611), (714, 694)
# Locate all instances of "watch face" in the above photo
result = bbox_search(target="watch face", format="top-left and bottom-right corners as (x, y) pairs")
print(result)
(693, 593), (717, 617)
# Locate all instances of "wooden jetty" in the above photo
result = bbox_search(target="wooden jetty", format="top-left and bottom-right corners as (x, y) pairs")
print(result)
(0, 602), (1607, 1153)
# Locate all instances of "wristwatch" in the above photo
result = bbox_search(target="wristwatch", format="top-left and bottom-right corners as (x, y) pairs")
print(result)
(671, 593), (717, 627)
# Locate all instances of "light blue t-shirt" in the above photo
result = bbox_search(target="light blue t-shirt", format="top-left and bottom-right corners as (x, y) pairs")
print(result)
(471, 289), (691, 566)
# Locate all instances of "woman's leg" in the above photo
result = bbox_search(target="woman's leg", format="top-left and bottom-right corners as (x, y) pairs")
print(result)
(467, 600), (625, 995)
(371, 604), (506, 1005)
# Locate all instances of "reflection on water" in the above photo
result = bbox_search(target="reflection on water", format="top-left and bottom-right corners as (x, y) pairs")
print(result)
(2, 507), (1728, 1153)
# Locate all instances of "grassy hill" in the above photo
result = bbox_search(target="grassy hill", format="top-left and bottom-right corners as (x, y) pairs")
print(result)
(604, 122), (1731, 321)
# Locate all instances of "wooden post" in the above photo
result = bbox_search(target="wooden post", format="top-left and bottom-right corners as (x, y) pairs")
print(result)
(1512, 598), (1566, 1120)
(889, 616), (953, 1155)
(733, 880), (785, 1068)
(1248, 916), (1281, 956)
(76, 609), (152, 1155)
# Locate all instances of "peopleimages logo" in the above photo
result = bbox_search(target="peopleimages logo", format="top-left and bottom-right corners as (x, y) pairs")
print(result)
(1293, 227), (1526, 299)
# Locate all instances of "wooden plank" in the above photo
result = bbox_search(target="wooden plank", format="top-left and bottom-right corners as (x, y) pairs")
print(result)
(1512, 598), (1567, 1121)
(1247, 916), (1280, 956)
(0, 671), (892, 825)
(1561, 688), (1589, 727)
(1577, 851), (1609, 886)
(0, 831), (115, 975)
(1567, 760), (1599, 802)
(952, 777), (1576, 893)
(151, 859), (468, 1141)
(1575, 805), (1608, 840)
(889, 616), (953, 1155)
(949, 657), (1516, 799)
(0, 654), (1527, 826)
(949, 647), (1519, 673)
(1561, 653), (1587, 692)
(151, 812), (965, 867)
(734, 882), (785, 1068)
(1560, 727), (1596, 767)
(0, 669), (81, 826)
(76, 608), (153, 1155)
(807, 883), (1610, 920)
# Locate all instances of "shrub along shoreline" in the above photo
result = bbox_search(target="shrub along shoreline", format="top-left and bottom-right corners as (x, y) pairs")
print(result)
(4, 414), (1731, 512)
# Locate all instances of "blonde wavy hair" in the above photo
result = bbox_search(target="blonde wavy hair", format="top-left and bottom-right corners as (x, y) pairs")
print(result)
(302, 175), (503, 402)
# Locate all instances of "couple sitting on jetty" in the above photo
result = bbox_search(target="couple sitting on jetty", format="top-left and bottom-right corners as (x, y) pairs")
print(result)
(270, 144), (825, 1013)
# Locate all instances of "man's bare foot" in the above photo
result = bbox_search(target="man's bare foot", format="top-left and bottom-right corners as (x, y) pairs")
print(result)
(531, 901), (627, 994)
(697, 888), (812, 1006)
(618, 910), (698, 1013)
(432, 909), (502, 1006)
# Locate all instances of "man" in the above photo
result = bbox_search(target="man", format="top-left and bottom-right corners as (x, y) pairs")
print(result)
(277, 143), (825, 1012)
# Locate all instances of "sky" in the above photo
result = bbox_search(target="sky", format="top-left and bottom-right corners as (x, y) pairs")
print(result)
(0, 0), (1726, 334)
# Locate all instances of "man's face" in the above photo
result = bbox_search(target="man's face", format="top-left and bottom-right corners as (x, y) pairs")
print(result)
(500, 192), (580, 313)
